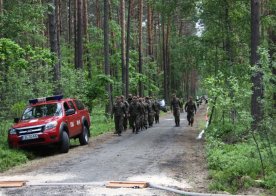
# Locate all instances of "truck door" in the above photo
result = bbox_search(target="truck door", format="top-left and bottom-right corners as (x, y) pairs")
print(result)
(68, 101), (82, 134)
(64, 102), (78, 137)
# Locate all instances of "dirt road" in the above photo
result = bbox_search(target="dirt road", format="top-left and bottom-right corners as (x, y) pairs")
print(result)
(0, 105), (208, 196)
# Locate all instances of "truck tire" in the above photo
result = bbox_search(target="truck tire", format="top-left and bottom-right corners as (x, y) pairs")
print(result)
(60, 131), (70, 153)
(79, 126), (89, 145)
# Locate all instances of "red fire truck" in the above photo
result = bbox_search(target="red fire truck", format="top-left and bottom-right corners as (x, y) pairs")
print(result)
(8, 95), (91, 153)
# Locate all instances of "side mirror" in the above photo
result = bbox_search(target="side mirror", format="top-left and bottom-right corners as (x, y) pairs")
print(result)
(66, 109), (75, 116)
(14, 118), (20, 123)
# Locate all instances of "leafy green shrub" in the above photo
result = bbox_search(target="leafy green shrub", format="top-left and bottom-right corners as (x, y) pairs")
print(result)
(207, 123), (250, 144)
(0, 120), (29, 172)
(207, 142), (264, 193)
(90, 105), (114, 136)
(264, 172), (276, 194)
(0, 148), (28, 172)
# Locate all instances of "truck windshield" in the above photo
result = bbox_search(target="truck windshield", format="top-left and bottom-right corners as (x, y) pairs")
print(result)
(22, 103), (62, 120)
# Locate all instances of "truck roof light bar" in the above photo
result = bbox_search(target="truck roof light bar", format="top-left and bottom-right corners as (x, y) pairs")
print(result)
(29, 95), (63, 104)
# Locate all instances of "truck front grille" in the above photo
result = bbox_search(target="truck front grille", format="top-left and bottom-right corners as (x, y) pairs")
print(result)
(16, 125), (45, 136)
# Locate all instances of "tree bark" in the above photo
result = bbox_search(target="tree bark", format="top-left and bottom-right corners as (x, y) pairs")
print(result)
(95, 0), (101, 28)
(75, 0), (83, 69)
(83, 0), (92, 79)
(48, 0), (61, 95)
(104, 0), (112, 114)
(120, 0), (126, 96)
(147, 3), (153, 58)
(162, 15), (168, 102)
(268, 29), (276, 109)
(55, 0), (61, 64)
(0, 0), (3, 15)
(251, 0), (263, 130)
(166, 17), (171, 101)
(125, 0), (132, 97)
(138, 0), (143, 96)
(68, 0), (73, 44)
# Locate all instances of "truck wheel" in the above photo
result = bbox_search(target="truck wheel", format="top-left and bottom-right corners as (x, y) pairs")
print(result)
(79, 126), (89, 145)
(60, 131), (70, 153)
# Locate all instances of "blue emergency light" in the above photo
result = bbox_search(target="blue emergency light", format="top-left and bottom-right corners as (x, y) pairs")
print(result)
(29, 95), (63, 104)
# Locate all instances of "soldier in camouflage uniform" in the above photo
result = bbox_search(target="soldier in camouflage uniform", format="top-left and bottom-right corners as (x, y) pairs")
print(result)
(184, 96), (197, 127)
(129, 96), (141, 134)
(127, 94), (133, 129)
(146, 97), (154, 127)
(153, 98), (160, 123)
(141, 97), (149, 129)
(138, 97), (146, 131)
(171, 94), (181, 127)
(121, 95), (129, 131)
(112, 96), (126, 136)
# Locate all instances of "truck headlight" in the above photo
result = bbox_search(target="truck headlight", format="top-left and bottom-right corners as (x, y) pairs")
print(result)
(45, 121), (57, 130)
(9, 128), (16, 135)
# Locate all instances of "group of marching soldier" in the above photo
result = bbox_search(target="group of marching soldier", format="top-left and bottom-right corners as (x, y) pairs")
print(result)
(111, 94), (161, 136)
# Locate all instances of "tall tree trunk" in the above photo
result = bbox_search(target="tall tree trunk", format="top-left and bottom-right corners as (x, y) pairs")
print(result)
(56, 0), (61, 65)
(0, 0), (3, 15)
(166, 17), (171, 101)
(147, 3), (153, 58)
(120, 0), (126, 96)
(162, 16), (168, 102)
(138, 0), (143, 96)
(125, 0), (132, 97)
(75, 0), (83, 69)
(83, 0), (88, 38)
(268, 29), (276, 109)
(147, 3), (153, 96)
(83, 0), (92, 79)
(95, 0), (101, 28)
(68, 0), (73, 44)
(251, 0), (263, 130)
(48, 0), (61, 95)
(104, 0), (112, 114)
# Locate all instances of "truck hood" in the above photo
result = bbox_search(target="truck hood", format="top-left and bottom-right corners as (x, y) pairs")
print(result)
(13, 116), (60, 128)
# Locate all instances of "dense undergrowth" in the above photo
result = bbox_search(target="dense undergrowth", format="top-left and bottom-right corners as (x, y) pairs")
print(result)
(205, 122), (276, 195)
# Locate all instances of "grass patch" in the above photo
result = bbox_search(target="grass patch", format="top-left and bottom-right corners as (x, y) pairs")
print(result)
(206, 135), (276, 194)
(0, 120), (29, 172)
(90, 107), (114, 136)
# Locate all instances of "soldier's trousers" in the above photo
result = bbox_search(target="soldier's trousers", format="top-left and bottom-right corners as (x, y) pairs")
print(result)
(187, 112), (194, 125)
(173, 109), (180, 126)
(129, 116), (134, 129)
(155, 113), (160, 123)
(114, 115), (124, 134)
(148, 113), (154, 126)
(144, 113), (148, 127)
(130, 115), (140, 133)
(123, 116), (128, 130)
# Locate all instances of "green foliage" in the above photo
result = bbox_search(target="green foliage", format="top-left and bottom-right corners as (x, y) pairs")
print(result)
(61, 66), (90, 103)
(0, 1), (46, 46)
(90, 106), (114, 136)
(0, 38), (54, 119)
(10, 102), (26, 117)
(0, 120), (28, 172)
(206, 139), (276, 193)
(0, 148), (28, 172)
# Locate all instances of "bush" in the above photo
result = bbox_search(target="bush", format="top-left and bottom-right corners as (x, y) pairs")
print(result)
(206, 140), (276, 193)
